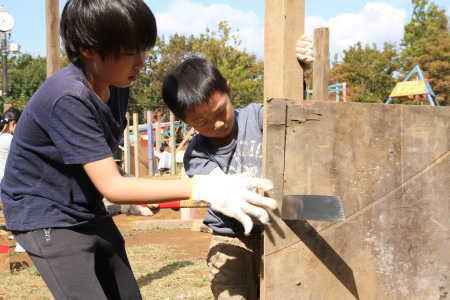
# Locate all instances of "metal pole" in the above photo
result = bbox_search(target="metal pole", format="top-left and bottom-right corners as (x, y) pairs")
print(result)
(1, 32), (7, 97)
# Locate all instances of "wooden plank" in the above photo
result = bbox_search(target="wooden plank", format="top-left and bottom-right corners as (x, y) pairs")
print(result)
(264, 0), (304, 103)
(280, 101), (450, 299)
(123, 112), (131, 174)
(262, 0), (305, 298)
(312, 27), (330, 101)
(133, 112), (140, 177)
(147, 111), (154, 176)
(170, 112), (176, 175)
(45, 0), (60, 77)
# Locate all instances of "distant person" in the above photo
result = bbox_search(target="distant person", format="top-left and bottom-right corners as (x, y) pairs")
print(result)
(156, 142), (171, 174)
(0, 1), (276, 299)
(0, 108), (21, 194)
(0, 108), (25, 252)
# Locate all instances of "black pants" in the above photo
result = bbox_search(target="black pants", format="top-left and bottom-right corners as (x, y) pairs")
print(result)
(14, 217), (141, 300)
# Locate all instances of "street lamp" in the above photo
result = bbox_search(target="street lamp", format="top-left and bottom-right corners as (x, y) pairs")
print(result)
(0, 6), (15, 99)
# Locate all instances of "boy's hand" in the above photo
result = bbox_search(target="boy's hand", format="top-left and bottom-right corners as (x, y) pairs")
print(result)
(190, 175), (277, 235)
(296, 34), (314, 65)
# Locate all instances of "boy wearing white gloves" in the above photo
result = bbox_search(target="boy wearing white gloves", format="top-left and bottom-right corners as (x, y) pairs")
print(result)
(161, 36), (313, 300)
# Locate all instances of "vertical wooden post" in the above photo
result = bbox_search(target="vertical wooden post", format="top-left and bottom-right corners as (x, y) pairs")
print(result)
(123, 112), (131, 175)
(45, 0), (60, 77)
(133, 112), (140, 177)
(312, 27), (330, 101)
(262, 0), (305, 298)
(155, 118), (161, 153)
(147, 111), (154, 176)
(170, 112), (176, 175)
(264, 0), (304, 104)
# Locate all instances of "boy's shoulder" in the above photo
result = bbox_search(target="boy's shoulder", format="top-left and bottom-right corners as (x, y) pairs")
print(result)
(236, 102), (264, 131)
(236, 103), (263, 114)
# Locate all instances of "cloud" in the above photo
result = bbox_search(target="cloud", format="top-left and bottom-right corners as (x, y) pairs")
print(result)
(154, 1), (407, 60)
(155, 0), (263, 57)
(306, 2), (406, 59)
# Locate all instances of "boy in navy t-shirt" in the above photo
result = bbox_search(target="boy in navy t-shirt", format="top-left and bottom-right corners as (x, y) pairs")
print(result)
(1, 1), (277, 298)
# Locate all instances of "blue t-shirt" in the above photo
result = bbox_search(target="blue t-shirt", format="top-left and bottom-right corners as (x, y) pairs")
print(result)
(184, 103), (263, 236)
(1, 64), (128, 231)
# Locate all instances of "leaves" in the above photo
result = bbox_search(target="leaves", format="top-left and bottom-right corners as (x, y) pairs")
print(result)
(330, 42), (400, 103)
(331, 0), (449, 105)
(130, 21), (263, 115)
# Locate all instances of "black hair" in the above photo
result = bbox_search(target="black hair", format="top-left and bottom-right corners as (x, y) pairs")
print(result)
(162, 57), (230, 121)
(1, 107), (21, 125)
(60, 0), (157, 66)
(160, 142), (168, 152)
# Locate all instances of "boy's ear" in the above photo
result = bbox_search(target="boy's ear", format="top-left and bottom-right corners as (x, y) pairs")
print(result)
(79, 48), (95, 59)
(227, 80), (232, 89)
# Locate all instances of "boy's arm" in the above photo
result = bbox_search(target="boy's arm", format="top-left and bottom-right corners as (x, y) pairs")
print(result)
(84, 156), (277, 235)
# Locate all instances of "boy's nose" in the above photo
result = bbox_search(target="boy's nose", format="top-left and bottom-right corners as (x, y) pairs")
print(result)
(214, 121), (224, 130)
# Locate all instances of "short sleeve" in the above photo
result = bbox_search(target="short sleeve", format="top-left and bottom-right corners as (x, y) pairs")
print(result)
(48, 96), (112, 164)
(257, 104), (264, 131)
(183, 137), (218, 177)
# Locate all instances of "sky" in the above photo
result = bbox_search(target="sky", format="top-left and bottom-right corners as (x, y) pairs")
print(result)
(0, 0), (449, 59)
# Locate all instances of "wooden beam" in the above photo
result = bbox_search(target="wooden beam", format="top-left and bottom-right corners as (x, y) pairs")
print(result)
(45, 0), (60, 77)
(123, 112), (131, 175)
(262, 0), (305, 298)
(147, 111), (154, 176)
(312, 27), (330, 101)
(133, 112), (140, 177)
(264, 0), (304, 104)
(170, 112), (176, 175)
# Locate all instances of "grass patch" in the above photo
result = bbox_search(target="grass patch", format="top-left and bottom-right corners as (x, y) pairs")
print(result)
(0, 244), (212, 300)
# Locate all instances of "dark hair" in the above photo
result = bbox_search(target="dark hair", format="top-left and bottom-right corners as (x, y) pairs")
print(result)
(1, 107), (21, 125)
(160, 142), (168, 152)
(162, 57), (230, 120)
(60, 0), (157, 66)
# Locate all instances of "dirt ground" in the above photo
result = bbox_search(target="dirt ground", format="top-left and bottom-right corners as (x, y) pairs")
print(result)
(2, 208), (212, 273)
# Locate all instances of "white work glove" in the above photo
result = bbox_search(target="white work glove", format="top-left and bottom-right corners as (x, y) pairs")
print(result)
(190, 175), (277, 235)
(296, 34), (314, 65)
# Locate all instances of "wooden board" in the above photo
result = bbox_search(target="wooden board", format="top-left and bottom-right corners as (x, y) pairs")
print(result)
(264, 100), (450, 299)
(262, 0), (305, 298)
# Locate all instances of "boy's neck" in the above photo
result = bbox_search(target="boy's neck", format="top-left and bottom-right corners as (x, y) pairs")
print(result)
(208, 123), (236, 148)
(82, 68), (111, 103)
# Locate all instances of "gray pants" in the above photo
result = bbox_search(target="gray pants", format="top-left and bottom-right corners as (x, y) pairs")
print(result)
(14, 217), (141, 300)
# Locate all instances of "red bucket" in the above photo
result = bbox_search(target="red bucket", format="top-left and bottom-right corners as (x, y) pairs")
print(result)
(0, 245), (9, 254)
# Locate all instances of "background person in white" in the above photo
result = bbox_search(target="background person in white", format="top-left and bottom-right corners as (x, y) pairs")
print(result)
(0, 107), (24, 252)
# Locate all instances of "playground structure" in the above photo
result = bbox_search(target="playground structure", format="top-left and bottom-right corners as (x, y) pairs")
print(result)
(329, 82), (348, 102)
(121, 111), (189, 177)
(386, 65), (438, 106)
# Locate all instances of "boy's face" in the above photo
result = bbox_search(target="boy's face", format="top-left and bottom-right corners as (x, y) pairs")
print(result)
(184, 91), (235, 139)
(82, 49), (146, 88)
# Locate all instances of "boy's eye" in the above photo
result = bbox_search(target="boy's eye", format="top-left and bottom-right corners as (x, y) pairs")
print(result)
(196, 119), (208, 127)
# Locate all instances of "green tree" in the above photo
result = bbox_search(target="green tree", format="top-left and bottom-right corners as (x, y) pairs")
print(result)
(400, 0), (449, 104)
(330, 42), (400, 103)
(4, 54), (46, 109)
(130, 21), (263, 115)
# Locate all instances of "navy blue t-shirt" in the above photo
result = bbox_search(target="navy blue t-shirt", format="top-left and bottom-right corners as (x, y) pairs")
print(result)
(1, 64), (128, 231)
(184, 104), (264, 236)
